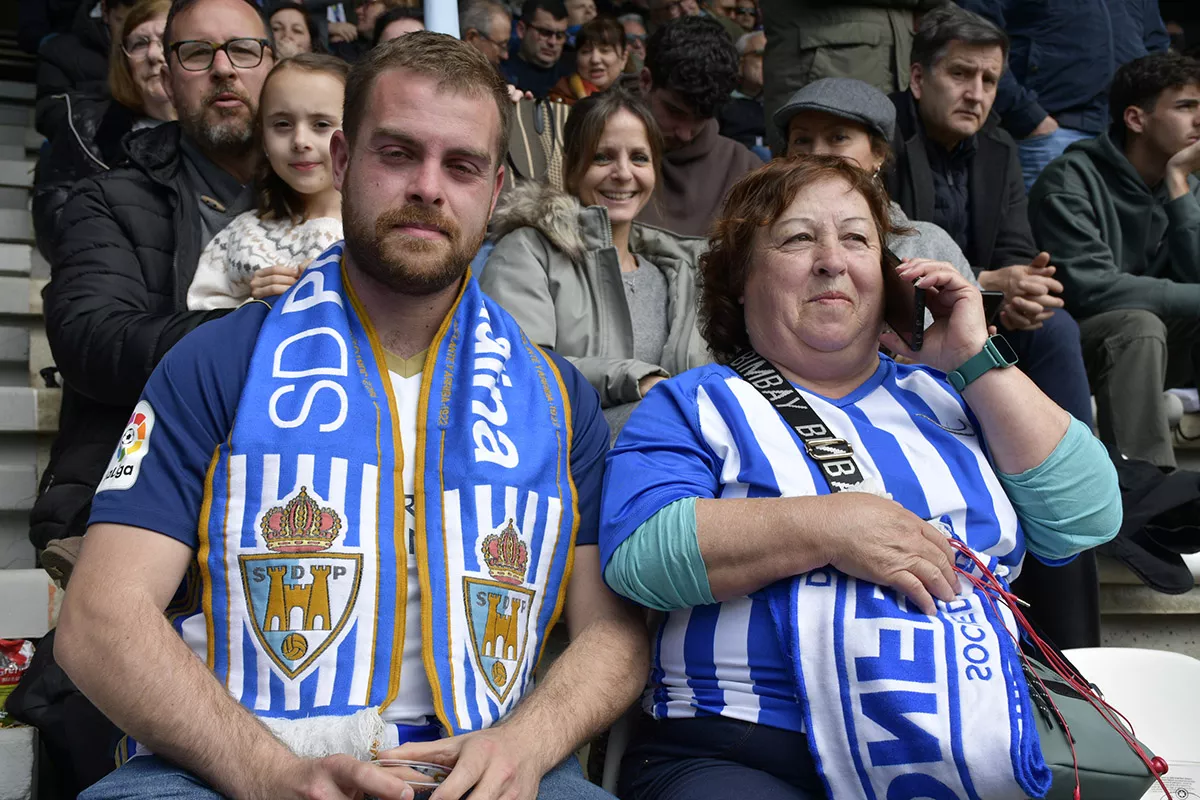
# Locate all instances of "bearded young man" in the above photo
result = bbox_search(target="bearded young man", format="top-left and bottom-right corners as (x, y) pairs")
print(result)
(57, 31), (648, 800)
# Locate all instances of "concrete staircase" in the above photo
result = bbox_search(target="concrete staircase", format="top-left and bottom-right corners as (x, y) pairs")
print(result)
(0, 69), (53, 573)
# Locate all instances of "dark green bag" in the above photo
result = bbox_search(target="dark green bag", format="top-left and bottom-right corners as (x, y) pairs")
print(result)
(1026, 659), (1161, 799)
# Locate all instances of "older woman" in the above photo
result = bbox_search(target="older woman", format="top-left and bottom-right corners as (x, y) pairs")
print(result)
(31, 0), (175, 259)
(549, 17), (628, 105)
(481, 88), (708, 410)
(600, 156), (1120, 800)
(776, 77), (1102, 651)
(267, 1), (321, 57)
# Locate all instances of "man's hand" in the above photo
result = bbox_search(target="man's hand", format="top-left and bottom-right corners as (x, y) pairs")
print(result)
(263, 754), (416, 800)
(251, 263), (304, 299)
(328, 22), (358, 43)
(1165, 138), (1200, 199)
(380, 726), (550, 800)
(977, 253), (1064, 331)
(1026, 115), (1059, 138)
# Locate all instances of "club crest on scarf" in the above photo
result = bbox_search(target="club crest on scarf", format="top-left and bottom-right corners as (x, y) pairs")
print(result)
(463, 518), (535, 703)
(240, 485), (363, 679)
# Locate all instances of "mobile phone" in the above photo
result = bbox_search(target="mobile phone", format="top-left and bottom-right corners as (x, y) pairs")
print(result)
(981, 290), (1005, 326)
(882, 248), (926, 351)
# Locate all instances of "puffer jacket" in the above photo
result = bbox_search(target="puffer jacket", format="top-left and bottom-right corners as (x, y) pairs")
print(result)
(480, 182), (710, 408)
(35, 1), (111, 140)
(32, 94), (141, 260)
(31, 122), (230, 550)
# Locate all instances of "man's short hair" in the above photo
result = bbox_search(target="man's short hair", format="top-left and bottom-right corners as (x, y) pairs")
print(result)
(910, 5), (1009, 71)
(519, 0), (566, 24)
(461, 0), (509, 38)
(1111, 52), (1200, 127)
(164, 0), (267, 50)
(343, 31), (514, 166)
(644, 16), (738, 120)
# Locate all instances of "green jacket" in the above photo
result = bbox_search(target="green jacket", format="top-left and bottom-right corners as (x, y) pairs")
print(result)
(761, 0), (938, 151)
(1028, 131), (1200, 320)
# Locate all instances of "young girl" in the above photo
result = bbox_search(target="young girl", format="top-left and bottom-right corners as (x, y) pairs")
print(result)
(187, 54), (348, 309)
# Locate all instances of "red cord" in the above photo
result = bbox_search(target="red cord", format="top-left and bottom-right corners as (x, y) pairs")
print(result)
(945, 539), (1172, 799)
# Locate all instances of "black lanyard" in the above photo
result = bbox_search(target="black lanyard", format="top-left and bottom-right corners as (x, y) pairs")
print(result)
(728, 350), (870, 494)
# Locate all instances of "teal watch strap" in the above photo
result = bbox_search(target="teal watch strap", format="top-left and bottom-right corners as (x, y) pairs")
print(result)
(948, 335), (1018, 392)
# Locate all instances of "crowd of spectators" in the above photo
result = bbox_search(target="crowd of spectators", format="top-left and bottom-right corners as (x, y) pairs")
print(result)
(13, 0), (1200, 795)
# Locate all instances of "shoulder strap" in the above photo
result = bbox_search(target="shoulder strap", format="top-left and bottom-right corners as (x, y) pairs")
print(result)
(728, 350), (870, 494)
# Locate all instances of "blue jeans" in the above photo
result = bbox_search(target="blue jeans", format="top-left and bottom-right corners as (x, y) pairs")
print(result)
(619, 715), (824, 800)
(80, 753), (609, 800)
(1017, 126), (1093, 191)
(1001, 308), (1094, 427)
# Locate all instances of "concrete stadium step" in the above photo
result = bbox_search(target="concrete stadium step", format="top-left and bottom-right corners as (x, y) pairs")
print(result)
(0, 209), (33, 244)
(0, 159), (34, 189)
(1099, 555), (1200, 659)
(0, 243), (37, 276)
(0, 103), (32, 128)
(0, 387), (60, 434)
(0, 81), (35, 104)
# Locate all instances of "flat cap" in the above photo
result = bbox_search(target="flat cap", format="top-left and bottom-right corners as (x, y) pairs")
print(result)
(773, 77), (896, 144)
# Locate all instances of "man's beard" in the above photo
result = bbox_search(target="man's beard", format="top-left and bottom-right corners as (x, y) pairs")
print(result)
(342, 177), (485, 297)
(178, 82), (256, 155)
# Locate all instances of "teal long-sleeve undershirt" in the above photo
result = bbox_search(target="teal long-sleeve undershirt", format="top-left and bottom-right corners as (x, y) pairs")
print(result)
(603, 418), (1121, 611)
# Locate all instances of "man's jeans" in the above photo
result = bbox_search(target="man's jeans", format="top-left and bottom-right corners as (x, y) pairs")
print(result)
(1018, 126), (1093, 191)
(79, 753), (611, 800)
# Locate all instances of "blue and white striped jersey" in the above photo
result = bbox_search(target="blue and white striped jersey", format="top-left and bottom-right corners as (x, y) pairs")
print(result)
(600, 357), (1026, 733)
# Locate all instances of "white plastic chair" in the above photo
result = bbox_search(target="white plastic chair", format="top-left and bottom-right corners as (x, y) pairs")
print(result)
(1062, 647), (1200, 762)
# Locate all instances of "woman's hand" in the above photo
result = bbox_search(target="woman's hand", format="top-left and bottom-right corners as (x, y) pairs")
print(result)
(880, 258), (989, 374)
(328, 22), (358, 43)
(250, 263), (304, 300)
(821, 493), (960, 616)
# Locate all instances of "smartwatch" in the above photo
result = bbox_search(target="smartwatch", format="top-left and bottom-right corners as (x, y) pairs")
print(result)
(948, 335), (1018, 392)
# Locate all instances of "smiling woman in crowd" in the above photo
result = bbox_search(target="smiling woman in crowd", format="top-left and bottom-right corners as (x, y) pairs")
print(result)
(32, 0), (175, 259)
(481, 88), (709, 409)
(549, 16), (628, 105)
(599, 156), (1121, 800)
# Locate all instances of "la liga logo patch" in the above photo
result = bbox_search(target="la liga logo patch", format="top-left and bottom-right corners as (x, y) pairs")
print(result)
(97, 400), (155, 492)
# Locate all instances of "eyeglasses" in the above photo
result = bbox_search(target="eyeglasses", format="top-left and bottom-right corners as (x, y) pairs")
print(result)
(734, 6), (755, 14)
(625, 32), (646, 45)
(743, 48), (764, 57)
(472, 29), (509, 49)
(122, 35), (164, 59)
(529, 24), (567, 41)
(170, 38), (272, 71)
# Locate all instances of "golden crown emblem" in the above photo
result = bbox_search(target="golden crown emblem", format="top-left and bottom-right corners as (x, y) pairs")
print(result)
(481, 519), (529, 585)
(260, 486), (342, 553)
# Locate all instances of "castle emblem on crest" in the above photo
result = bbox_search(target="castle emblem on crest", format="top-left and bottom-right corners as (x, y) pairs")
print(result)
(464, 518), (536, 703)
(240, 485), (361, 680)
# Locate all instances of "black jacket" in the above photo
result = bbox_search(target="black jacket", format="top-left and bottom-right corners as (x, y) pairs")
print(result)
(32, 95), (140, 261)
(957, 0), (1168, 138)
(35, 2), (111, 140)
(31, 123), (230, 550)
(887, 89), (1037, 272)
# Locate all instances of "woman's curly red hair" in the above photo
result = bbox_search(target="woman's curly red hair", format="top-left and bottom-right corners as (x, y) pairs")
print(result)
(699, 155), (905, 363)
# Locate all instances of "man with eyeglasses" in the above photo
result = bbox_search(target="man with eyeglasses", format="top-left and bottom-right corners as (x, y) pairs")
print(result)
(718, 30), (767, 157)
(501, 0), (572, 99)
(34, 0), (274, 714)
(462, 0), (514, 69)
(619, 14), (647, 72)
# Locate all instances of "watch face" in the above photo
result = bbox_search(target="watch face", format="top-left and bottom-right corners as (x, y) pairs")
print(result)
(991, 334), (1018, 365)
